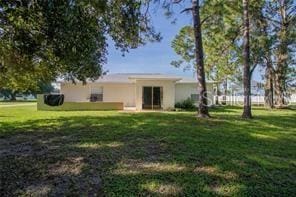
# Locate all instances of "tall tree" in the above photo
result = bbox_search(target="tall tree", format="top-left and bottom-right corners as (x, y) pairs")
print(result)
(242, 0), (252, 118)
(248, 0), (275, 108)
(142, 0), (211, 117)
(261, 0), (296, 107)
(192, 0), (210, 117)
(262, 17), (275, 108)
(171, 24), (237, 106)
(169, 0), (228, 117)
(168, 0), (211, 117)
(272, 0), (295, 107)
(264, 42), (275, 108)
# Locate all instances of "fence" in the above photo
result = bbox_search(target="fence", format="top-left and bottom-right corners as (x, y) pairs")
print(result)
(215, 94), (296, 106)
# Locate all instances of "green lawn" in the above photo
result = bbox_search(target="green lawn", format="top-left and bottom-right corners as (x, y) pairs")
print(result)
(0, 104), (295, 196)
(0, 102), (36, 107)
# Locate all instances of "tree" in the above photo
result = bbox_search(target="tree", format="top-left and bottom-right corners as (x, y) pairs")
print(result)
(241, 0), (252, 118)
(171, 0), (241, 107)
(257, 0), (296, 108)
(0, 89), (17, 101)
(172, 0), (284, 116)
(261, 11), (275, 108)
(171, 24), (238, 104)
(0, 82), (53, 101)
(0, 1), (160, 91)
(271, 0), (295, 107)
(170, 0), (235, 117)
(245, 0), (275, 108)
(165, 0), (211, 117)
(264, 42), (275, 108)
(169, 0), (294, 114)
(191, 0), (209, 117)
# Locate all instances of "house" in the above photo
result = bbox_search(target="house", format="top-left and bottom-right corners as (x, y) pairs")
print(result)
(59, 73), (216, 110)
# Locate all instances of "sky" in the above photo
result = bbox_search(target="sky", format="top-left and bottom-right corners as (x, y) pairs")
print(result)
(105, 5), (263, 81)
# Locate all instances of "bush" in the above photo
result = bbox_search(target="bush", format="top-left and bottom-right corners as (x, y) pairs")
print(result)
(175, 98), (196, 110)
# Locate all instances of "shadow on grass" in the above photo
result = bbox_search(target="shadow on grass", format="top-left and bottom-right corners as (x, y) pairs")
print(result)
(0, 111), (295, 196)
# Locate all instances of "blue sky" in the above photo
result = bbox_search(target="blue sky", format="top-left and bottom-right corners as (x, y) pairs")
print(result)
(105, 6), (263, 81)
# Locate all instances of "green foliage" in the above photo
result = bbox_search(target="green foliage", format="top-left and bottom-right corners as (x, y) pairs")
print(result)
(0, 81), (53, 100)
(175, 98), (196, 110)
(171, 0), (241, 82)
(171, 0), (295, 89)
(264, 0), (296, 88)
(0, 0), (160, 91)
(36, 82), (54, 94)
(171, 25), (238, 82)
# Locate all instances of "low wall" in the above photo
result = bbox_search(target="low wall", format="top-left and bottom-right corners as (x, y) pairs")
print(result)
(37, 94), (123, 111)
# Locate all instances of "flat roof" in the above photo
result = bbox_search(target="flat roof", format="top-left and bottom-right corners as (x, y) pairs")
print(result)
(128, 74), (182, 81)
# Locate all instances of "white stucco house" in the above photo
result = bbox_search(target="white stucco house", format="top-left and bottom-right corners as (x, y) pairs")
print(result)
(59, 73), (216, 110)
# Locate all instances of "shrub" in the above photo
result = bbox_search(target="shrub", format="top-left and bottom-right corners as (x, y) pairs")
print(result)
(175, 98), (196, 110)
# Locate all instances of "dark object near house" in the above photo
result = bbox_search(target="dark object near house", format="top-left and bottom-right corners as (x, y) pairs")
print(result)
(44, 94), (64, 106)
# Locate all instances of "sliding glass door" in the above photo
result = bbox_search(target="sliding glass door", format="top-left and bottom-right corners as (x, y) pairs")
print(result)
(142, 86), (163, 109)
(143, 87), (153, 109)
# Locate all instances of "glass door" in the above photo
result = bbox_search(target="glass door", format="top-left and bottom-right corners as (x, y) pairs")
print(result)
(142, 86), (162, 109)
(152, 87), (161, 109)
(143, 87), (152, 109)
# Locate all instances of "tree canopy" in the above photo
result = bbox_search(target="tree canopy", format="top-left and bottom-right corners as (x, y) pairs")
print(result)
(0, 0), (160, 91)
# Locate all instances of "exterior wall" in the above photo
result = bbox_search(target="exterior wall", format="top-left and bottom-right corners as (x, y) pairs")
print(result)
(60, 81), (215, 110)
(206, 84), (214, 105)
(175, 83), (215, 106)
(37, 94), (123, 111)
(60, 82), (136, 107)
(61, 83), (90, 102)
(102, 84), (136, 107)
(175, 83), (198, 103)
(135, 80), (176, 110)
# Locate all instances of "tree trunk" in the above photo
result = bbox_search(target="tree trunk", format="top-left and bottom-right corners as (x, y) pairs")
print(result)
(274, 71), (286, 107)
(10, 91), (17, 101)
(274, 2), (288, 108)
(264, 56), (274, 108)
(222, 78), (227, 105)
(192, 0), (210, 118)
(262, 15), (274, 109)
(242, 0), (252, 119)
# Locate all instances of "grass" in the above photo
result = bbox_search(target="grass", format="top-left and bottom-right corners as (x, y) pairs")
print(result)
(0, 100), (36, 103)
(0, 104), (295, 196)
(0, 102), (36, 106)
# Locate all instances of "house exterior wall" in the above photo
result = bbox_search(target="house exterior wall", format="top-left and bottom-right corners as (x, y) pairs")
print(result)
(207, 84), (215, 105)
(61, 83), (136, 107)
(175, 83), (198, 103)
(135, 80), (176, 110)
(60, 80), (215, 110)
(175, 83), (215, 106)
(61, 83), (90, 102)
(37, 95), (123, 111)
(102, 83), (136, 107)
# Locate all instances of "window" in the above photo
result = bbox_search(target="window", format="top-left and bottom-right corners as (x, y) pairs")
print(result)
(191, 94), (199, 102)
(90, 86), (103, 102)
(90, 94), (103, 102)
